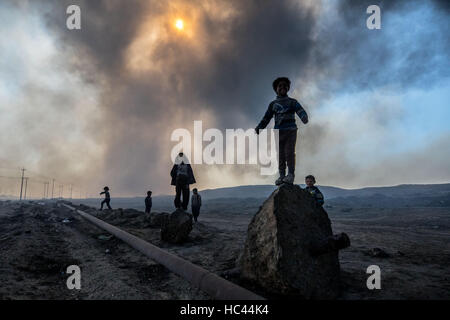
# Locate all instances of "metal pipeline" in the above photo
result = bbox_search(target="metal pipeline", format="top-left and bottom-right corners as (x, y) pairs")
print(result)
(61, 203), (264, 300)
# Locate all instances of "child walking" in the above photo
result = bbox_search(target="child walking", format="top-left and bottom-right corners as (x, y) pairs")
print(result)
(100, 186), (112, 210)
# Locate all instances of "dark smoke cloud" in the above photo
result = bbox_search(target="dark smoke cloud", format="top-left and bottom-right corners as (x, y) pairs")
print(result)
(2, 0), (449, 196)
(323, 0), (450, 91)
(28, 0), (324, 194)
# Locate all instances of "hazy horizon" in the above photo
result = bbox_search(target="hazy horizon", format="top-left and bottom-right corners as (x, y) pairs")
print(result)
(2, 181), (449, 200)
(1, 0), (449, 198)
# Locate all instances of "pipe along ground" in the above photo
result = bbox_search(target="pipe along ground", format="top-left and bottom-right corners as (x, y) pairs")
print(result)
(60, 203), (264, 300)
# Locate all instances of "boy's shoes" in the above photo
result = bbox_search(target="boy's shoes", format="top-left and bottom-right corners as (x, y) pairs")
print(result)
(282, 173), (295, 184)
(275, 175), (285, 186)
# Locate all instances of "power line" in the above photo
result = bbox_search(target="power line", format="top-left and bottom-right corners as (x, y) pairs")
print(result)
(0, 167), (81, 201)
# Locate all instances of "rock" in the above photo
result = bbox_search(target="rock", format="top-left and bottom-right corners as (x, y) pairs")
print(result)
(122, 209), (141, 218)
(364, 247), (390, 258)
(98, 235), (114, 241)
(310, 233), (350, 256)
(148, 212), (170, 227)
(160, 209), (193, 243)
(239, 184), (349, 299)
(79, 204), (91, 211)
(220, 267), (241, 280)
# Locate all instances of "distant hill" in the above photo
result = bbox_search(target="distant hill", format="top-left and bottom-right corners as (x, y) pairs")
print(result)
(197, 184), (355, 199)
(0, 195), (18, 200)
(64, 183), (450, 210)
(198, 183), (450, 200)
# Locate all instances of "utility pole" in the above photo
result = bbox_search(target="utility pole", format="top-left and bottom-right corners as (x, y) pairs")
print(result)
(51, 179), (55, 199)
(43, 182), (47, 199)
(70, 184), (73, 199)
(19, 168), (26, 201)
(24, 177), (28, 200)
(61, 185), (64, 199)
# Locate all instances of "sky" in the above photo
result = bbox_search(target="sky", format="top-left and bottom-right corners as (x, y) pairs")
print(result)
(0, 0), (449, 197)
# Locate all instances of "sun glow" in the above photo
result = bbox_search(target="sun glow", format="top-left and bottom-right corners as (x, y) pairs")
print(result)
(175, 19), (184, 30)
(125, 1), (240, 73)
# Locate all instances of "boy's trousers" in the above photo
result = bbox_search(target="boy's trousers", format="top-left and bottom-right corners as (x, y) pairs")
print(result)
(278, 129), (297, 174)
(101, 199), (112, 210)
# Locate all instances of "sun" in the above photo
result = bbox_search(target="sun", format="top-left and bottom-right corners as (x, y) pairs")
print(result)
(175, 19), (184, 30)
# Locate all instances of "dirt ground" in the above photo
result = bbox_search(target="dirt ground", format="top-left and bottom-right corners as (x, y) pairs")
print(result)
(0, 200), (449, 300)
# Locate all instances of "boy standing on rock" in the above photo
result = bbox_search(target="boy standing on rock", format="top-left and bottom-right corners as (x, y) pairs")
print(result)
(305, 175), (324, 206)
(255, 77), (308, 185)
(170, 152), (196, 211)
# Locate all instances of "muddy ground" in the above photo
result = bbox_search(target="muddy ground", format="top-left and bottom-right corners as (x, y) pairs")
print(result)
(0, 200), (449, 300)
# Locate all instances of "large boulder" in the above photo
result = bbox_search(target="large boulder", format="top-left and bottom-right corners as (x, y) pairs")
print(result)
(239, 184), (350, 299)
(160, 209), (193, 243)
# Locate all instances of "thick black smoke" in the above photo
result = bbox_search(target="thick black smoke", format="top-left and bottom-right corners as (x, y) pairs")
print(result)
(4, 0), (449, 195)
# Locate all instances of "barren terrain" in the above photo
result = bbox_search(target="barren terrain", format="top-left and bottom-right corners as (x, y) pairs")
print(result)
(1, 185), (449, 300)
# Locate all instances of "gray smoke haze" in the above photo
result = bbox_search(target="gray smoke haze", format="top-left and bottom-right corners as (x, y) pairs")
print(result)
(0, 0), (449, 197)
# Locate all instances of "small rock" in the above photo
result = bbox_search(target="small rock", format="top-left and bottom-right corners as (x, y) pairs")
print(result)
(364, 247), (390, 258)
(98, 235), (113, 241)
(160, 209), (193, 243)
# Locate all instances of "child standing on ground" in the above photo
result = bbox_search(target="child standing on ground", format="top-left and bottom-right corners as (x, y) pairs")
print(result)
(100, 186), (112, 210)
(191, 188), (202, 222)
(305, 175), (324, 206)
(145, 191), (152, 214)
(255, 77), (308, 185)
